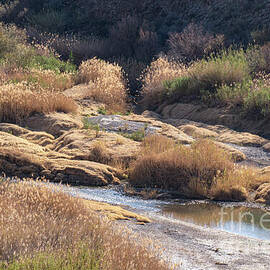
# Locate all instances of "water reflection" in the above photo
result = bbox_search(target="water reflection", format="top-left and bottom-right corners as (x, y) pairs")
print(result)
(161, 202), (270, 240)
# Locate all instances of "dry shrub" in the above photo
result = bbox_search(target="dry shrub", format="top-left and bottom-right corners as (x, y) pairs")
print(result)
(108, 15), (158, 61)
(129, 137), (233, 196)
(246, 43), (270, 75)
(141, 56), (187, 109)
(210, 167), (270, 202)
(88, 142), (110, 164)
(168, 23), (224, 62)
(109, 15), (141, 58)
(0, 83), (77, 123)
(28, 29), (111, 64)
(0, 179), (169, 270)
(141, 134), (176, 155)
(76, 58), (128, 112)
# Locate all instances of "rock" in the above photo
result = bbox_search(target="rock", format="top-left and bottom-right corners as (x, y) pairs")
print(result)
(141, 110), (161, 120)
(0, 123), (54, 147)
(82, 199), (151, 223)
(260, 166), (270, 175)
(214, 142), (246, 162)
(53, 130), (140, 164)
(263, 142), (270, 153)
(47, 158), (121, 185)
(86, 114), (194, 144)
(217, 131), (268, 147)
(158, 102), (270, 139)
(25, 113), (83, 137)
(255, 183), (270, 204)
(0, 131), (122, 186)
(165, 118), (269, 147)
(159, 103), (238, 127)
(178, 124), (219, 138)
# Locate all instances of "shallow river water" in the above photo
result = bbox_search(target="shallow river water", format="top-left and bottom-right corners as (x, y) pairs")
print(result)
(65, 185), (270, 241)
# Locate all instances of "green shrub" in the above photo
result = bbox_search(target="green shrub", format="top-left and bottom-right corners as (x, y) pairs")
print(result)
(215, 80), (252, 106)
(243, 86), (270, 117)
(0, 244), (101, 270)
(30, 55), (76, 73)
(163, 76), (199, 100)
(189, 49), (250, 93)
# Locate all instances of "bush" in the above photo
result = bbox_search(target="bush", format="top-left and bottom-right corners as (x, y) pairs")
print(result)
(189, 49), (250, 93)
(243, 85), (270, 118)
(142, 49), (250, 109)
(246, 44), (270, 75)
(0, 23), (27, 58)
(76, 57), (128, 112)
(129, 137), (233, 196)
(215, 74), (270, 118)
(141, 56), (187, 109)
(27, 29), (112, 64)
(108, 15), (158, 61)
(0, 83), (77, 123)
(167, 23), (224, 62)
(215, 80), (252, 106)
(27, 9), (70, 33)
(30, 55), (76, 73)
(0, 68), (75, 92)
(114, 57), (147, 96)
(163, 76), (199, 101)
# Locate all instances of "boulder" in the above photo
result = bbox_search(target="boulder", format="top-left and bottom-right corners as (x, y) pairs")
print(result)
(178, 124), (219, 139)
(263, 143), (270, 153)
(217, 131), (268, 147)
(25, 113), (83, 137)
(158, 102), (270, 139)
(0, 123), (54, 147)
(0, 131), (121, 186)
(214, 142), (246, 162)
(53, 129), (140, 164)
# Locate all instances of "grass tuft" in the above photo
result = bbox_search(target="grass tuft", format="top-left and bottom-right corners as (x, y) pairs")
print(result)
(0, 179), (170, 270)
(0, 83), (77, 123)
(76, 58), (128, 113)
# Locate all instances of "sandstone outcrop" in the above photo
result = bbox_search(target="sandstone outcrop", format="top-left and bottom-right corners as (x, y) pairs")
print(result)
(86, 114), (194, 144)
(158, 102), (270, 138)
(25, 113), (83, 137)
(0, 131), (122, 186)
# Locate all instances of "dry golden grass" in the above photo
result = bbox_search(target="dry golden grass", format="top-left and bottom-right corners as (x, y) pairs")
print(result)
(129, 136), (233, 197)
(141, 134), (176, 155)
(0, 179), (170, 269)
(141, 57), (187, 109)
(0, 68), (74, 92)
(130, 135), (270, 201)
(76, 58), (128, 113)
(88, 141), (110, 164)
(0, 83), (77, 123)
(210, 167), (270, 201)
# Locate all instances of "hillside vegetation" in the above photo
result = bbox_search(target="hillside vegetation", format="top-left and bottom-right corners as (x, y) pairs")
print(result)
(1, 0), (270, 93)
